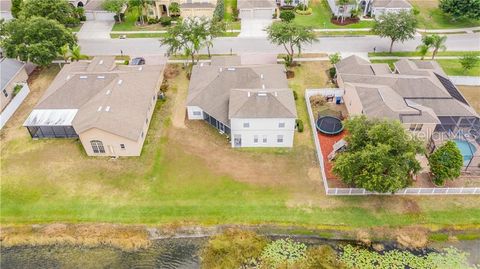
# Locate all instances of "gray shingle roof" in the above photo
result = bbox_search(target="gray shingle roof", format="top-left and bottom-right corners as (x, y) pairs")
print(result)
(229, 89), (297, 119)
(1, 58), (25, 91)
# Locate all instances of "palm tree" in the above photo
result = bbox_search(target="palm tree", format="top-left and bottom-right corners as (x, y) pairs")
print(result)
(416, 44), (429, 60)
(430, 34), (447, 60)
(69, 45), (89, 62)
(58, 44), (70, 67)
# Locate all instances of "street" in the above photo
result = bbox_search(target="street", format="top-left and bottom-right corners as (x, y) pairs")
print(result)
(79, 34), (480, 56)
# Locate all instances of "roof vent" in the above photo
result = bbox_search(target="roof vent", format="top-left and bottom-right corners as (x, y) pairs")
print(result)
(105, 106), (110, 112)
(99, 60), (104, 65)
(200, 63), (204, 67)
(66, 75), (71, 80)
(106, 90), (111, 95)
(219, 68), (223, 72)
(274, 91), (278, 97)
(97, 106), (102, 112)
(97, 75), (105, 79)
(248, 91), (251, 97)
(260, 74), (264, 79)
(258, 91), (267, 97)
(262, 84), (265, 90)
(80, 75), (88, 79)
(227, 67), (235, 71)
(118, 80), (123, 85)
(138, 66), (143, 71)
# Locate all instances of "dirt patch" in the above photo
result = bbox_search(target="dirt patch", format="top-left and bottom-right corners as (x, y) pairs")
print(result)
(164, 64), (181, 80)
(396, 227), (429, 249)
(330, 17), (360, 26)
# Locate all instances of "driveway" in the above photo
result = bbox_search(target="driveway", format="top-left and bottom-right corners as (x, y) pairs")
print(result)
(76, 20), (114, 39)
(239, 19), (272, 38)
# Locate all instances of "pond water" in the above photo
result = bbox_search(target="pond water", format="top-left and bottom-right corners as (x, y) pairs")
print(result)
(1, 236), (479, 268)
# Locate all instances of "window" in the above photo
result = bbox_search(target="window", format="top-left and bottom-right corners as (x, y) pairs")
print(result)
(243, 122), (250, 128)
(254, 135), (258, 143)
(262, 135), (267, 143)
(193, 111), (202, 116)
(3, 89), (8, 97)
(277, 135), (284, 143)
(409, 124), (423, 131)
(90, 140), (105, 153)
(120, 144), (125, 150)
(278, 122), (285, 128)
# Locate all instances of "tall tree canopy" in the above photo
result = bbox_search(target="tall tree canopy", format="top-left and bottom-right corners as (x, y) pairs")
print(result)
(103, 0), (127, 22)
(428, 141), (463, 186)
(11, 0), (23, 18)
(439, 0), (480, 20)
(333, 116), (423, 193)
(20, 0), (79, 26)
(372, 11), (417, 53)
(0, 17), (76, 66)
(266, 22), (317, 66)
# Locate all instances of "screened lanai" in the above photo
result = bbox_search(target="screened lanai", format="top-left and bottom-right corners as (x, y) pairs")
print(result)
(23, 109), (79, 138)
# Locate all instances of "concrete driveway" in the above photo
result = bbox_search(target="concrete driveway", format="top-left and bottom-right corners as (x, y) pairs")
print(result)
(77, 20), (114, 39)
(239, 19), (272, 37)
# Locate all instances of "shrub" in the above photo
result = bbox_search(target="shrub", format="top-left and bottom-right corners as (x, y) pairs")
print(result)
(429, 141), (463, 186)
(328, 53), (341, 65)
(329, 67), (336, 78)
(169, 2), (180, 16)
(160, 16), (172, 26)
(295, 8), (312, 15)
(12, 84), (23, 96)
(296, 119), (304, 132)
(459, 53), (479, 71)
(147, 18), (158, 24)
(280, 10), (296, 22)
(213, 0), (225, 21)
(124, 60), (129, 65)
(293, 90), (298, 100)
(201, 229), (267, 269)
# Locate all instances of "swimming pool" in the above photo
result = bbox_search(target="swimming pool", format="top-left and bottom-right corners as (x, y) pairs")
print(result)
(453, 139), (477, 166)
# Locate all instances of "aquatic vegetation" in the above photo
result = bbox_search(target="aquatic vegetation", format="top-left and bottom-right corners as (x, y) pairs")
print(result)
(260, 239), (307, 268)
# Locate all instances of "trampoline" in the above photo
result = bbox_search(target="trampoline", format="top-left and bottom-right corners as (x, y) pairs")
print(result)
(316, 116), (344, 135)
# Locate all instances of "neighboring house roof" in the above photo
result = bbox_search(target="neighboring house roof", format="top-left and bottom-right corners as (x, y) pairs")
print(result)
(187, 56), (296, 126)
(24, 57), (165, 141)
(0, 58), (26, 91)
(337, 55), (478, 125)
(228, 89), (297, 119)
(238, 0), (276, 9)
(372, 0), (411, 9)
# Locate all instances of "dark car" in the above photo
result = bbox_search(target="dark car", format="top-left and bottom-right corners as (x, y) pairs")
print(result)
(130, 57), (145, 65)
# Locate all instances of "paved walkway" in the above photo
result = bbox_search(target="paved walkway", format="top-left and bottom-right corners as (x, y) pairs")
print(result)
(77, 20), (114, 39)
(449, 76), (480, 86)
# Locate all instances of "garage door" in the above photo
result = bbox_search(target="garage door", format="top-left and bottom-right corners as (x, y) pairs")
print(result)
(253, 8), (274, 19)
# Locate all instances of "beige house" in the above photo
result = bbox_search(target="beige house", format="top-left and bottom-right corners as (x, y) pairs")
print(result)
(336, 55), (479, 141)
(148, 0), (215, 18)
(1, 58), (28, 112)
(24, 57), (165, 157)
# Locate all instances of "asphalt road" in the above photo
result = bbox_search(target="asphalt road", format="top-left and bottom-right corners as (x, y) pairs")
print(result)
(79, 34), (480, 56)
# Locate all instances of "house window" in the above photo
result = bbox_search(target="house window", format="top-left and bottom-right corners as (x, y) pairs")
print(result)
(262, 135), (267, 143)
(278, 122), (285, 128)
(277, 135), (284, 143)
(3, 89), (8, 97)
(254, 135), (258, 143)
(243, 122), (250, 128)
(120, 144), (125, 150)
(193, 111), (201, 116)
(409, 124), (423, 131)
(90, 140), (105, 153)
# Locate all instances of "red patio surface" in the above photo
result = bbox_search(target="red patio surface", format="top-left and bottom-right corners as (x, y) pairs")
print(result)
(317, 131), (347, 187)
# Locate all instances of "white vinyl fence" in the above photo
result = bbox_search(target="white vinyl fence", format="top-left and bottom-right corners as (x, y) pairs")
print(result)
(305, 89), (480, 196)
(0, 83), (30, 130)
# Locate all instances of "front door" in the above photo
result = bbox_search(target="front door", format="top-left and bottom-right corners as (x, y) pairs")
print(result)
(234, 135), (242, 147)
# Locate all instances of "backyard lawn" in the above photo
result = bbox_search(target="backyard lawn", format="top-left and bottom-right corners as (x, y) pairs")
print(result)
(458, 86), (480, 112)
(1, 63), (480, 229)
(294, 0), (374, 29)
(371, 58), (480, 76)
(409, 0), (480, 29)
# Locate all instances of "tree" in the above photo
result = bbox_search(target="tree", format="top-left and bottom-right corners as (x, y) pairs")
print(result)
(439, 0), (480, 20)
(103, 0), (127, 22)
(260, 239), (307, 268)
(332, 116), (423, 193)
(338, 0), (350, 23)
(279, 10), (295, 22)
(0, 17), (76, 66)
(372, 11), (417, 53)
(328, 53), (341, 65)
(416, 44), (429, 60)
(58, 44), (70, 67)
(11, 0), (23, 18)
(459, 53), (479, 72)
(428, 141), (463, 186)
(20, 0), (79, 26)
(160, 17), (210, 69)
(429, 34), (447, 59)
(168, 2), (181, 16)
(69, 45), (89, 61)
(266, 22), (317, 66)
(129, 0), (145, 24)
(205, 20), (225, 58)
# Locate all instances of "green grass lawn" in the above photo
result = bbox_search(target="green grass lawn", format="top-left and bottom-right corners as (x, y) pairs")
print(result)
(369, 51), (480, 57)
(316, 30), (374, 36)
(409, 0), (480, 29)
(111, 8), (168, 31)
(224, 0), (237, 21)
(1, 64), (480, 229)
(294, 0), (374, 29)
(371, 58), (480, 76)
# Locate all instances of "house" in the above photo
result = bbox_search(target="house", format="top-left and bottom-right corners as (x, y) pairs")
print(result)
(327, 0), (411, 17)
(23, 56), (165, 157)
(335, 55), (479, 140)
(148, 0), (215, 18)
(238, 0), (277, 20)
(1, 58), (29, 112)
(186, 55), (297, 148)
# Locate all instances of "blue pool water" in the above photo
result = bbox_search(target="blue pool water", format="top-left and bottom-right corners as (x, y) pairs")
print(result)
(453, 139), (477, 165)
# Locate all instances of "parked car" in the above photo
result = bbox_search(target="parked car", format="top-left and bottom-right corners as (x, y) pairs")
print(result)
(130, 57), (145, 65)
